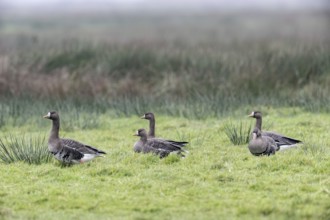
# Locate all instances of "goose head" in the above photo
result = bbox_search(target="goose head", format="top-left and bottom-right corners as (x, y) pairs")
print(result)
(133, 128), (148, 138)
(141, 112), (155, 120)
(43, 111), (59, 120)
(248, 111), (262, 119)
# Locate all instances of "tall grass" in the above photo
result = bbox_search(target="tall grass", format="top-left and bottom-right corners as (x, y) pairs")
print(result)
(2, 44), (329, 99)
(0, 135), (51, 164)
(224, 121), (253, 145)
(0, 92), (330, 130)
(0, 11), (329, 121)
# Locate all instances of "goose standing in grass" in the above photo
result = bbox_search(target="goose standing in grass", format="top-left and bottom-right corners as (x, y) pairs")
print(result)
(248, 127), (278, 156)
(248, 111), (302, 151)
(43, 111), (106, 164)
(133, 128), (187, 158)
(141, 112), (189, 146)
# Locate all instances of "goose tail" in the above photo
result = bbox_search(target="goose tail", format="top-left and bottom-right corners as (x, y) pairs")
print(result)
(278, 144), (300, 151)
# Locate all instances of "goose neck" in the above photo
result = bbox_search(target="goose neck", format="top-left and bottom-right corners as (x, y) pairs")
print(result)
(255, 117), (262, 130)
(50, 118), (60, 140)
(148, 118), (155, 137)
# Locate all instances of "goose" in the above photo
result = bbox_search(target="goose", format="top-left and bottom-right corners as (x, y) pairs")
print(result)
(248, 127), (277, 156)
(141, 112), (188, 146)
(133, 128), (187, 158)
(248, 111), (302, 150)
(43, 111), (106, 164)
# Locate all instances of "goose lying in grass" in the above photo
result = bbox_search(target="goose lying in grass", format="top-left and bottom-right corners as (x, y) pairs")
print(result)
(249, 111), (301, 151)
(141, 112), (188, 146)
(133, 128), (187, 158)
(248, 127), (278, 156)
(43, 111), (106, 164)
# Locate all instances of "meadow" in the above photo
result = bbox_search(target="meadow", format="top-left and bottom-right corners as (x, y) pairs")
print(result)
(0, 8), (330, 219)
(0, 107), (330, 219)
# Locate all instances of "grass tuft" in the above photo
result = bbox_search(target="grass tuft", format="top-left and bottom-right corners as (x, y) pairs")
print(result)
(0, 135), (52, 164)
(223, 121), (252, 145)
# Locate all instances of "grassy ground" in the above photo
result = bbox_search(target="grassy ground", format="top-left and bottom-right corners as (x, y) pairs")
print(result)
(0, 107), (329, 219)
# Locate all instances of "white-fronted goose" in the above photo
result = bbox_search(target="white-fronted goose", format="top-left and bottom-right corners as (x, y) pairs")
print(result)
(43, 111), (106, 164)
(141, 112), (188, 146)
(133, 128), (187, 158)
(249, 111), (301, 150)
(248, 127), (277, 156)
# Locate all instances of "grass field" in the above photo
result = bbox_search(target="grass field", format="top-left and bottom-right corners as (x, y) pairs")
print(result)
(0, 107), (329, 219)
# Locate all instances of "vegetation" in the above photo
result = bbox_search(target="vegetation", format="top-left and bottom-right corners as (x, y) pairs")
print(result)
(0, 11), (329, 114)
(0, 135), (51, 164)
(0, 109), (329, 219)
(0, 8), (329, 220)
(224, 121), (252, 145)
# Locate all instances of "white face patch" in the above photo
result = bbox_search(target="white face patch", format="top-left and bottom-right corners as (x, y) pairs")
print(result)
(47, 112), (51, 117)
(252, 133), (257, 140)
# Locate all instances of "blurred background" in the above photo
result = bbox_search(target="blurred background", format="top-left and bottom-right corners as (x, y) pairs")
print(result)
(0, 0), (329, 118)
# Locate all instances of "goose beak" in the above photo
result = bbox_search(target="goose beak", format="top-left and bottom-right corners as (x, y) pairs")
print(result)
(248, 112), (254, 117)
(133, 131), (139, 136)
(140, 114), (146, 119)
(43, 112), (51, 119)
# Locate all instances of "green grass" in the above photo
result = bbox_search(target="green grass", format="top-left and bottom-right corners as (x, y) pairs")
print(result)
(0, 107), (329, 219)
(224, 121), (253, 145)
(0, 134), (51, 164)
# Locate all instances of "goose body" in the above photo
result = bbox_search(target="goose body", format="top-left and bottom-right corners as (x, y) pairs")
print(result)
(261, 131), (301, 150)
(44, 111), (106, 164)
(248, 128), (277, 156)
(249, 111), (301, 150)
(133, 129), (187, 158)
(133, 140), (144, 153)
(141, 112), (189, 146)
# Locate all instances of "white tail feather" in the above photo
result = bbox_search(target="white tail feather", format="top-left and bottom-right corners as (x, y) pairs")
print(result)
(279, 144), (299, 151)
(80, 154), (98, 162)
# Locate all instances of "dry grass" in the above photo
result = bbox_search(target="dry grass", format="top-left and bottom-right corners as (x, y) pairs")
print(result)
(0, 11), (329, 103)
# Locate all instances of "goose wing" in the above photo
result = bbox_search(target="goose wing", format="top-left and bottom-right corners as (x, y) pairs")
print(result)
(152, 137), (188, 147)
(147, 138), (183, 152)
(162, 139), (188, 146)
(262, 131), (301, 146)
(52, 144), (84, 163)
(140, 139), (185, 158)
(136, 138), (188, 158)
(263, 136), (278, 153)
(61, 139), (106, 155)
